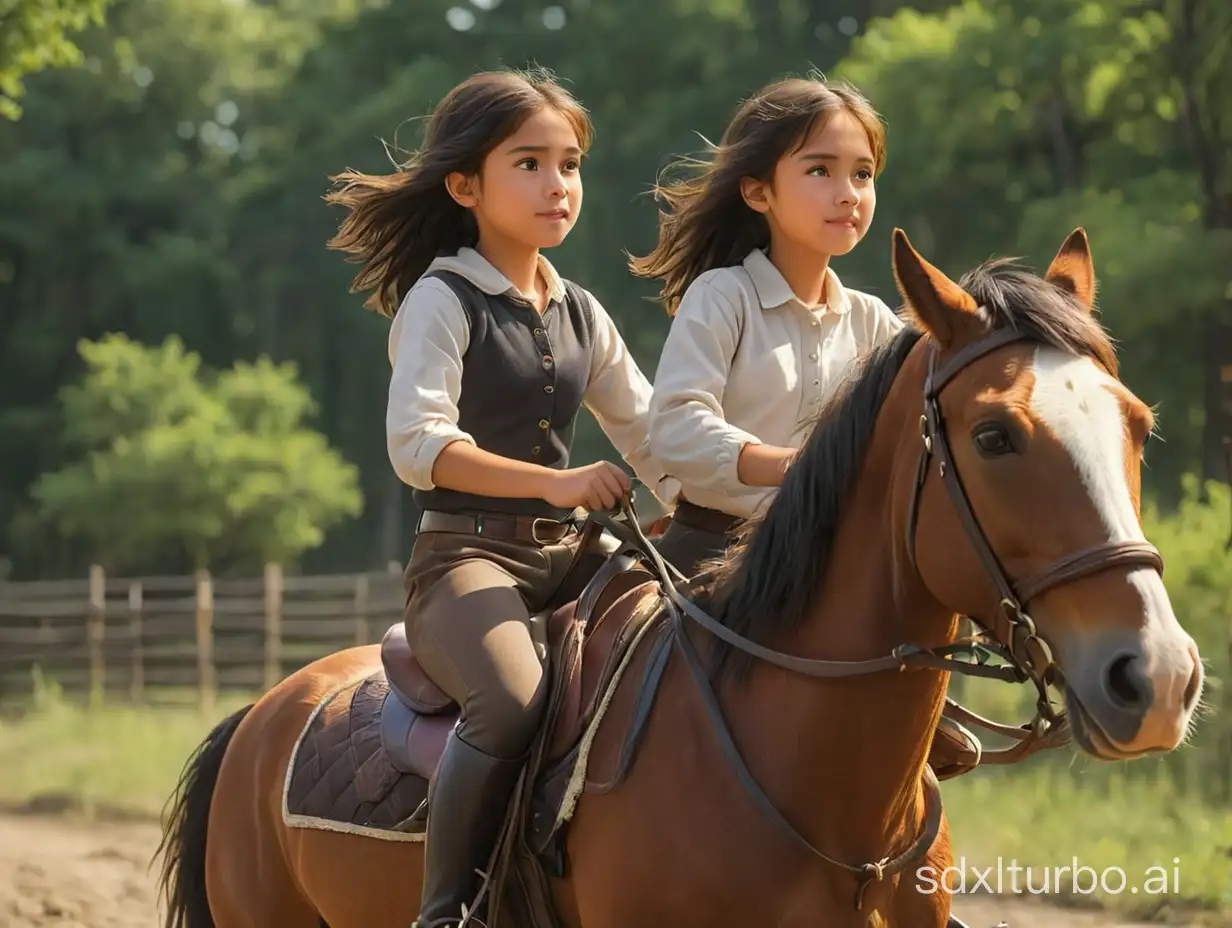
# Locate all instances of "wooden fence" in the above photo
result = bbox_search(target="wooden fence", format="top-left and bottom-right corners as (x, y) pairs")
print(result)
(0, 565), (408, 710)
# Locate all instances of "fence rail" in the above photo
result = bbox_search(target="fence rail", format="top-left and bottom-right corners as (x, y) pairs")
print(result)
(0, 565), (407, 709)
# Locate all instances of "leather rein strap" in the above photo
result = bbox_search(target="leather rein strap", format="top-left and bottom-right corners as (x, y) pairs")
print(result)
(592, 324), (1165, 910)
(597, 507), (946, 908)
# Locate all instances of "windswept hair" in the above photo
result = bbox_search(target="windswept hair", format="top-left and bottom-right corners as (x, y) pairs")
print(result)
(324, 67), (593, 317)
(629, 75), (886, 315)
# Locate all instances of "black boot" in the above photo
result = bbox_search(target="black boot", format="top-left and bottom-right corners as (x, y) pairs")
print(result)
(414, 730), (524, 928)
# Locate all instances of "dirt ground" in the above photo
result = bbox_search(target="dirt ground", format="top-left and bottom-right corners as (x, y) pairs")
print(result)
(0, 812), (1169, 927)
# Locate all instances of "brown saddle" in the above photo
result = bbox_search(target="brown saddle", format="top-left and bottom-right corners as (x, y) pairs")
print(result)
(377, 523), (657, 782)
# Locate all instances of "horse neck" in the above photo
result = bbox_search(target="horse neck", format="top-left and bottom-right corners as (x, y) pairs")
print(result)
(727, 346), (957, 865)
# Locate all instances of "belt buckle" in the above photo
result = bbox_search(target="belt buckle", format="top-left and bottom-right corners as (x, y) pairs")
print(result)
(530, 517), (567, 546)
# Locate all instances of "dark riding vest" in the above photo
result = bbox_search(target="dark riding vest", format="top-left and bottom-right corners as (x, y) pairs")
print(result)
(412, 268), (596, 521)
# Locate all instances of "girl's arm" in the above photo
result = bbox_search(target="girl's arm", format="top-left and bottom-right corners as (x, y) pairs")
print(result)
(578, 289), (668, 500)
(386, 278), (557, 499)
(429, 442), (558, 500)
(648, 275), (796, 492)
(735, 443), (797, 487)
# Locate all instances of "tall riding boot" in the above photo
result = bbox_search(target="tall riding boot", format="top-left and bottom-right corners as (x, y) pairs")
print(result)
(414, 729), (525, 928)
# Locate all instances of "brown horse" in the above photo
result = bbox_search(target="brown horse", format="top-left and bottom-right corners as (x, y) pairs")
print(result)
(155, 228), (1204, 928)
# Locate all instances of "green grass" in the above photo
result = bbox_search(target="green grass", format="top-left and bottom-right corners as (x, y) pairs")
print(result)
(942, 763), (1232, 923)
(936, 673), (1232, 923)
(0, 675), (254, 819)
(0, 679), (1228, 924)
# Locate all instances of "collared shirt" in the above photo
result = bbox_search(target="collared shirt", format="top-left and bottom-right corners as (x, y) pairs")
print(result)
(649, 247), (905, 521)
(386, 246), (665, 504)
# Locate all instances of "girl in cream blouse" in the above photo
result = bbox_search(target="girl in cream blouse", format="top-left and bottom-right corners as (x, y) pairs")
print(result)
(631, 75), (904, 576)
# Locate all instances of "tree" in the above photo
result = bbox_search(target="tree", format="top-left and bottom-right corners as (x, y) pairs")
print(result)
(832, 0), (1232, 500)
(16, 334), (363, 575)
(0, 0), (113, 119)
(0, 0), (342, 574)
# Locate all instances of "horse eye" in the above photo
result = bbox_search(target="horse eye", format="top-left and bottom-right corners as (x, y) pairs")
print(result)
(973, 424), (1015, 457)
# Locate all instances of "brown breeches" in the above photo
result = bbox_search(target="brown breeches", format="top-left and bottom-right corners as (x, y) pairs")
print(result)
(402, 529), (581, 760)
(653, 500), (743, 579)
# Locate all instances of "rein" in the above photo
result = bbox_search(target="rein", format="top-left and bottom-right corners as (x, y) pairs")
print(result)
(592, 324), (1166, 910)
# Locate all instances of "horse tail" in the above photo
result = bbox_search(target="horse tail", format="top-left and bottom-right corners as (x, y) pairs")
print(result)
(154, 703), (254, 928)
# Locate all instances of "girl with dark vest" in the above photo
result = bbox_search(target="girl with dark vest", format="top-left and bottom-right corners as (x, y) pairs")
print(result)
(325, 68), (664, 928)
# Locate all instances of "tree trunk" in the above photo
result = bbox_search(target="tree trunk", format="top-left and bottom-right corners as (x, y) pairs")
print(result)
(1170, 0), (1232, 486)
(1201, 289), (1232, 488)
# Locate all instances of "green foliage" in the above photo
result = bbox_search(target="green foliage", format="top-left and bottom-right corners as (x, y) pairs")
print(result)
(943, 763), (1232, 917)
(0, 0), (1227, 575)
(1014, 176), (1232, 490)
(956, 475), (1232, 815)
(832, 0), (1232, 497)
(0, 677), (256, 819)
(20, 334), (363, 574)
(0, 0), (112, 119)
(1142, 475), (1232, 707)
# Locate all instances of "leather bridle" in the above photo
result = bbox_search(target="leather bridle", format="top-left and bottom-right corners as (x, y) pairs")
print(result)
(594, 324), (1166, 910)
(904, 326), (1165, 729)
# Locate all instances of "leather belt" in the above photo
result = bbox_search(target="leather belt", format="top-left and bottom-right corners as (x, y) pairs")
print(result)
(417, 509), (578, 545)
(673, 499), (743, 535)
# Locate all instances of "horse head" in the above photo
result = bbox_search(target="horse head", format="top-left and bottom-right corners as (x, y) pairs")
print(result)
(891, 226), (1204, 759)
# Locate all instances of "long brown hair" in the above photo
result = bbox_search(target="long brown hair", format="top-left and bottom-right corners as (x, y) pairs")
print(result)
(324, 67), (593, 318)
(629, 75), (886, 315)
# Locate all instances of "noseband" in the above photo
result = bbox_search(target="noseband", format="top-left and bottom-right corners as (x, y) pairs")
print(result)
(904, 326), (1165, 722)
(595, 323), (1165, 910)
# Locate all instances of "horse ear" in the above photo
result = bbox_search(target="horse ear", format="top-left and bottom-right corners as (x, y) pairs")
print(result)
(1044, 227), (1096, 312)
(891, 228), (985, 348)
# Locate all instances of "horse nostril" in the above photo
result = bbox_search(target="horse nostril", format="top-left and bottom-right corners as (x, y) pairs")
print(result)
(1104, 653), (1152, 711)
(1183, 645), (1201, 710)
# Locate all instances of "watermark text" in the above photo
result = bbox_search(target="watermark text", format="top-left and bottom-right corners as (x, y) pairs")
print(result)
(916, 856), (1182, 897)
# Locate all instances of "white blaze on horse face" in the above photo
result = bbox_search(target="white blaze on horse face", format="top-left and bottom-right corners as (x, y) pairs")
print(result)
(1029, 345), (1199, 738)
(1028, 346), (1142, 545)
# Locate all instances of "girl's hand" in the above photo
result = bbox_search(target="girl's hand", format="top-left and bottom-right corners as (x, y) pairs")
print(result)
(543, 461), (630, 511)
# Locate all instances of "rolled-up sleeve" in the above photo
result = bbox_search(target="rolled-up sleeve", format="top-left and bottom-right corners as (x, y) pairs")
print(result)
(581, 291), (667, 499)
(385, 278), (475, 490)
(648, 278), (761, 497)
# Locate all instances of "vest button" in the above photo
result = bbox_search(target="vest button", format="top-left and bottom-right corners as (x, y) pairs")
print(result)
(538, 418), (550, 429)
(534, 327), (545, 336)
(542, 355), (553, 369)
(543, 385), (554, 394)
(531, 445), (541, 455)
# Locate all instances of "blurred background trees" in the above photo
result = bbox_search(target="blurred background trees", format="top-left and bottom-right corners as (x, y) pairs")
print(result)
(1, 0), (1227, 578)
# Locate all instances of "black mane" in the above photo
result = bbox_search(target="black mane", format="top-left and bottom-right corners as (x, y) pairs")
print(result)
(697, 255), (1116, 681)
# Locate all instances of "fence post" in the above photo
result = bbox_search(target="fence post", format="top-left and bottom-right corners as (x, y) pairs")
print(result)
(195, 569), (215, 715)
(128, 581), (144, 703)
(264, 562), (282, 692)
(353, 574), (369, 647)
(87, 565), (105, 708)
